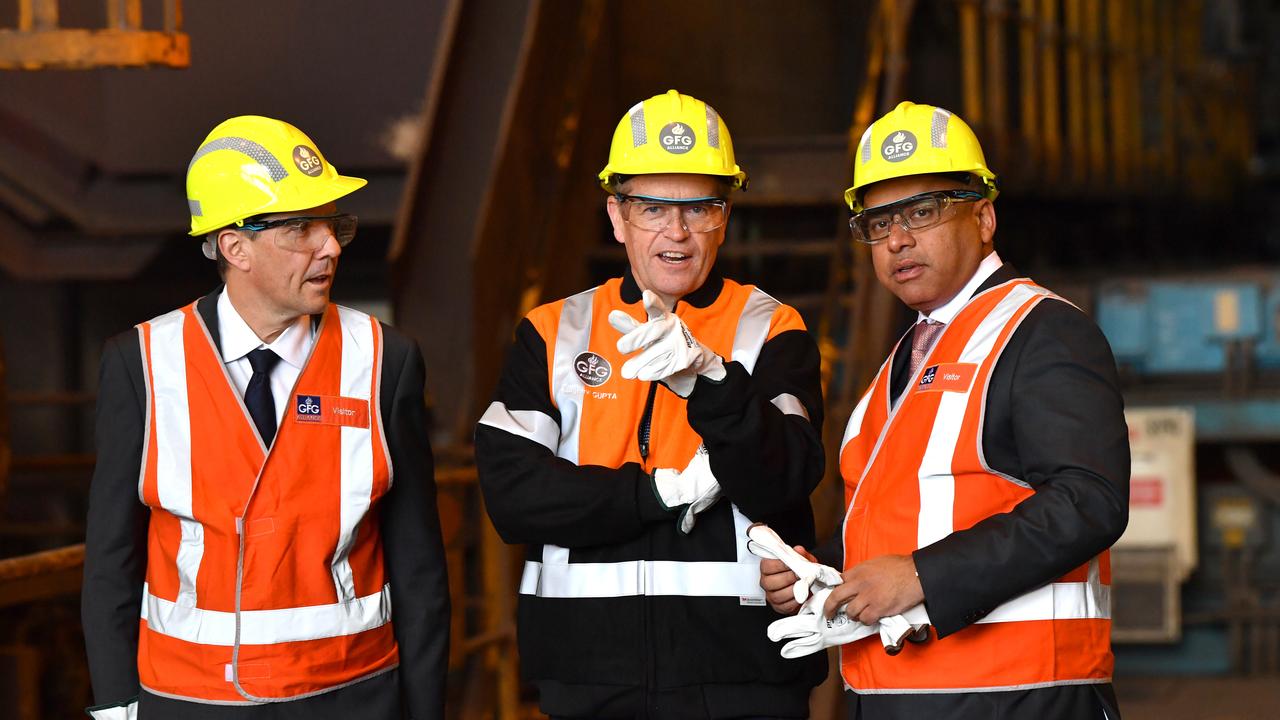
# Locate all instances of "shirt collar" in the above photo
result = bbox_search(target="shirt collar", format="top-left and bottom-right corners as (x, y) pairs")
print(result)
(216, 289), (315, 369)
(917, 251), (1004, 325)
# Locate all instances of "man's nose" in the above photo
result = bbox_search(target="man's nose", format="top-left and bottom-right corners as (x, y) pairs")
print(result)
(884, 218), (915, 252)
(315, 227), (342, 259)
(663, 212), (691, 240)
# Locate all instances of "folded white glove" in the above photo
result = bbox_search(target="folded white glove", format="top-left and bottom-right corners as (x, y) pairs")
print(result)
(747, 523), (932, 658)
(651, 445), (722, 534)
(608, 289), (726, 398)
(746, 523), (843, 604)
(878, 606), (931, 655)
(766, 583), (880, 658)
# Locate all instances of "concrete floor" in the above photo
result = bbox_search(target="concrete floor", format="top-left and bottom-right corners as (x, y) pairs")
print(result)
(1114, 676), (1280, 719)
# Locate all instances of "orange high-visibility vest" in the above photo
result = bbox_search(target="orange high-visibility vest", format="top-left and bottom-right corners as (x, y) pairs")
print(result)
(135, 301), (397, 703)
(839, 279), (1112, 693)
(500, 276), (809, 599)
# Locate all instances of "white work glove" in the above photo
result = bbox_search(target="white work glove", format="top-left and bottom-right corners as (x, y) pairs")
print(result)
(651, 445), (722, 534)
(748, 523), (874, 658)
(878, 605), (932, 655)
(766, 584), (881, 659)
(608, 289), (726, 398)
(747, 523), (932, 658)
(746, 523), (843, 604)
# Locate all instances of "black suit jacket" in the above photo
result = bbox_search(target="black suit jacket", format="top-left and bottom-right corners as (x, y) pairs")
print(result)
(845, 264), (1129, 720)
(896, 264), (1130, 638)
(81, 290), (450, 720)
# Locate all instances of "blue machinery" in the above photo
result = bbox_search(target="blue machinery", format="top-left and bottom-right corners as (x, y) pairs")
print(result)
(1096, 273), (1280, 675)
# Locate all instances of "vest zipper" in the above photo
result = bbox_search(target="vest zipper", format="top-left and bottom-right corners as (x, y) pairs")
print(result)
(637, 382), (658, 462)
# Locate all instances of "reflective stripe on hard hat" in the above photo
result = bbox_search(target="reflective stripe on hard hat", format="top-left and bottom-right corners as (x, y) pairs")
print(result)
(188, 136), (290, 182)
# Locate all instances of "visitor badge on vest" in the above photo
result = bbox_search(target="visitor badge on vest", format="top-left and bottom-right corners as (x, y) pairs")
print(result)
(917, 363), (977, 393)
(294, 394), (370, 429)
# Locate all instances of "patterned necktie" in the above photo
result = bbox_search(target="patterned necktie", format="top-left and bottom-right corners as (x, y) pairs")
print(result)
(908, 320), (945, 377)
(244, 348), (282, 446)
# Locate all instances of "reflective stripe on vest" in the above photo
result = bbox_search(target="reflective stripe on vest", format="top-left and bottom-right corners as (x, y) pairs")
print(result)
(481, 278), (807, 599)
(838, 280), (1113, 693)
(136, 302), (397, 704)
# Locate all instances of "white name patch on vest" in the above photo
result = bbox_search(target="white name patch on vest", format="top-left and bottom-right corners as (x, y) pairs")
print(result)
(917, 363), (977, 393)
(294, 394), (370, 429)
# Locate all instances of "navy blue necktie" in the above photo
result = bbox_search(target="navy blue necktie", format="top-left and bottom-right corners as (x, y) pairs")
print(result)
(245, 348), (282, 446)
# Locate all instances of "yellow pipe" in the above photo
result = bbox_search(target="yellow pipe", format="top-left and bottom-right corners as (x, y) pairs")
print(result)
(959, 0), (983, 125)
(1083, 0), (1106, 188)
(1106, 0), (1129, 189)
(984, 0), (1010, 166)
(1158, 0), (1177, 184)
(1064, 0), (1086, 185)
(1138, 0), (1157, 185)
(1039, 0), (1062, 184)
(1018, 0), (1040, 166)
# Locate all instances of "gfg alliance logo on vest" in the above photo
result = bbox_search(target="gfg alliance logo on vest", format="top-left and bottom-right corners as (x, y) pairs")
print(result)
(574, 352), (612, 387)
(296, 394), (323, 423)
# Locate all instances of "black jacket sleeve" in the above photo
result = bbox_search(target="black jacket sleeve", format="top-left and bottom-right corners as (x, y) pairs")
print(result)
(81, 331), (149, 708)
(912, 299), (1130, 637)
(476, 319), (671, 549)
(379, 328), (450, 720)
(686, 327), (826, 520)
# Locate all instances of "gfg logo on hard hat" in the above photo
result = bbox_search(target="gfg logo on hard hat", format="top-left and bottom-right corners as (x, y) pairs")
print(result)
(574, 352), (612, 387)
(293, 145), (325, 177)
(660, 122), (696, 155)
(881, 130), (917, 163)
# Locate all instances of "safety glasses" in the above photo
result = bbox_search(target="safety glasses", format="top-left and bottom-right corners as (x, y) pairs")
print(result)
(617, 194), (729, 233)
(240, 213), (358, 253)
(849, 190), (983, 245)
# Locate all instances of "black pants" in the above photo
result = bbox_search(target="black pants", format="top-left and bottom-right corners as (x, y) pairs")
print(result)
(846, 683), (1120, 720)
(137, 669), (402, 719)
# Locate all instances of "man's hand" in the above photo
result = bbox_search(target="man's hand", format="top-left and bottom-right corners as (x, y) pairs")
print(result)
(607, 289), (725, 397)
(650, 445), (722, 533)
(759, 548), (813, 615)
(822, 554), (924, 624)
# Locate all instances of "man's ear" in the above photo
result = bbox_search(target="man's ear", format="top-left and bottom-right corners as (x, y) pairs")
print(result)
(219, 228), (253, 273)
(605, 195), (626, 245)
(975, 200), (997, 247)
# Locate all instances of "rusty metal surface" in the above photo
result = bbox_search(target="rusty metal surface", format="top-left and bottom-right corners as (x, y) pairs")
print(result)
(0, 331), (9, 507)
(2, 0), (187, 70)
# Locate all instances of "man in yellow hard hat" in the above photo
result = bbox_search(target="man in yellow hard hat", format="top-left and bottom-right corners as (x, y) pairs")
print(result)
(760, 102), (1128, 719)
(81, 116), (449, 719)
(476, 90), (827, 718)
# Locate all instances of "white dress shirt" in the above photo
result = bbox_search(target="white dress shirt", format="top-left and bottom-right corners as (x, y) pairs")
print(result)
(916, 250), (1005, 325)
(216, 289), (316, 426)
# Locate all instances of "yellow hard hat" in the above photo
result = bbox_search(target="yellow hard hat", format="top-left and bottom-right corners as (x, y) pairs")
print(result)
(844, 101), (998, 212)
(598, 89), (748, 194)
(186, 115), (366, 236)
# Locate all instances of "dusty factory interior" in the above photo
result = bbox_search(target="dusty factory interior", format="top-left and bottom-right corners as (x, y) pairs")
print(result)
(1, 1), (1279, 718)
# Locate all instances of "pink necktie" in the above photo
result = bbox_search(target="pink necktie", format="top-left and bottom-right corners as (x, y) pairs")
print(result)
(908, 320), (945, 377)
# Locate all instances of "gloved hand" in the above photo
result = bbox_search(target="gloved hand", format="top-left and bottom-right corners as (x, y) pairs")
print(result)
(746, 523), (843, 604)
(608, 289), (726, 398)
(765, 584), (880, 659)
(748, 523), (932, 658)
(651, 445), (722, 534)
(878, 606), (931, 655)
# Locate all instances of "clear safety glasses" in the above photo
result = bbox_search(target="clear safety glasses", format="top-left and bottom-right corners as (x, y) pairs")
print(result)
(849, 190), (984, 245)
(617, 194), (729, 233)
(240, 213), (358, 253)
